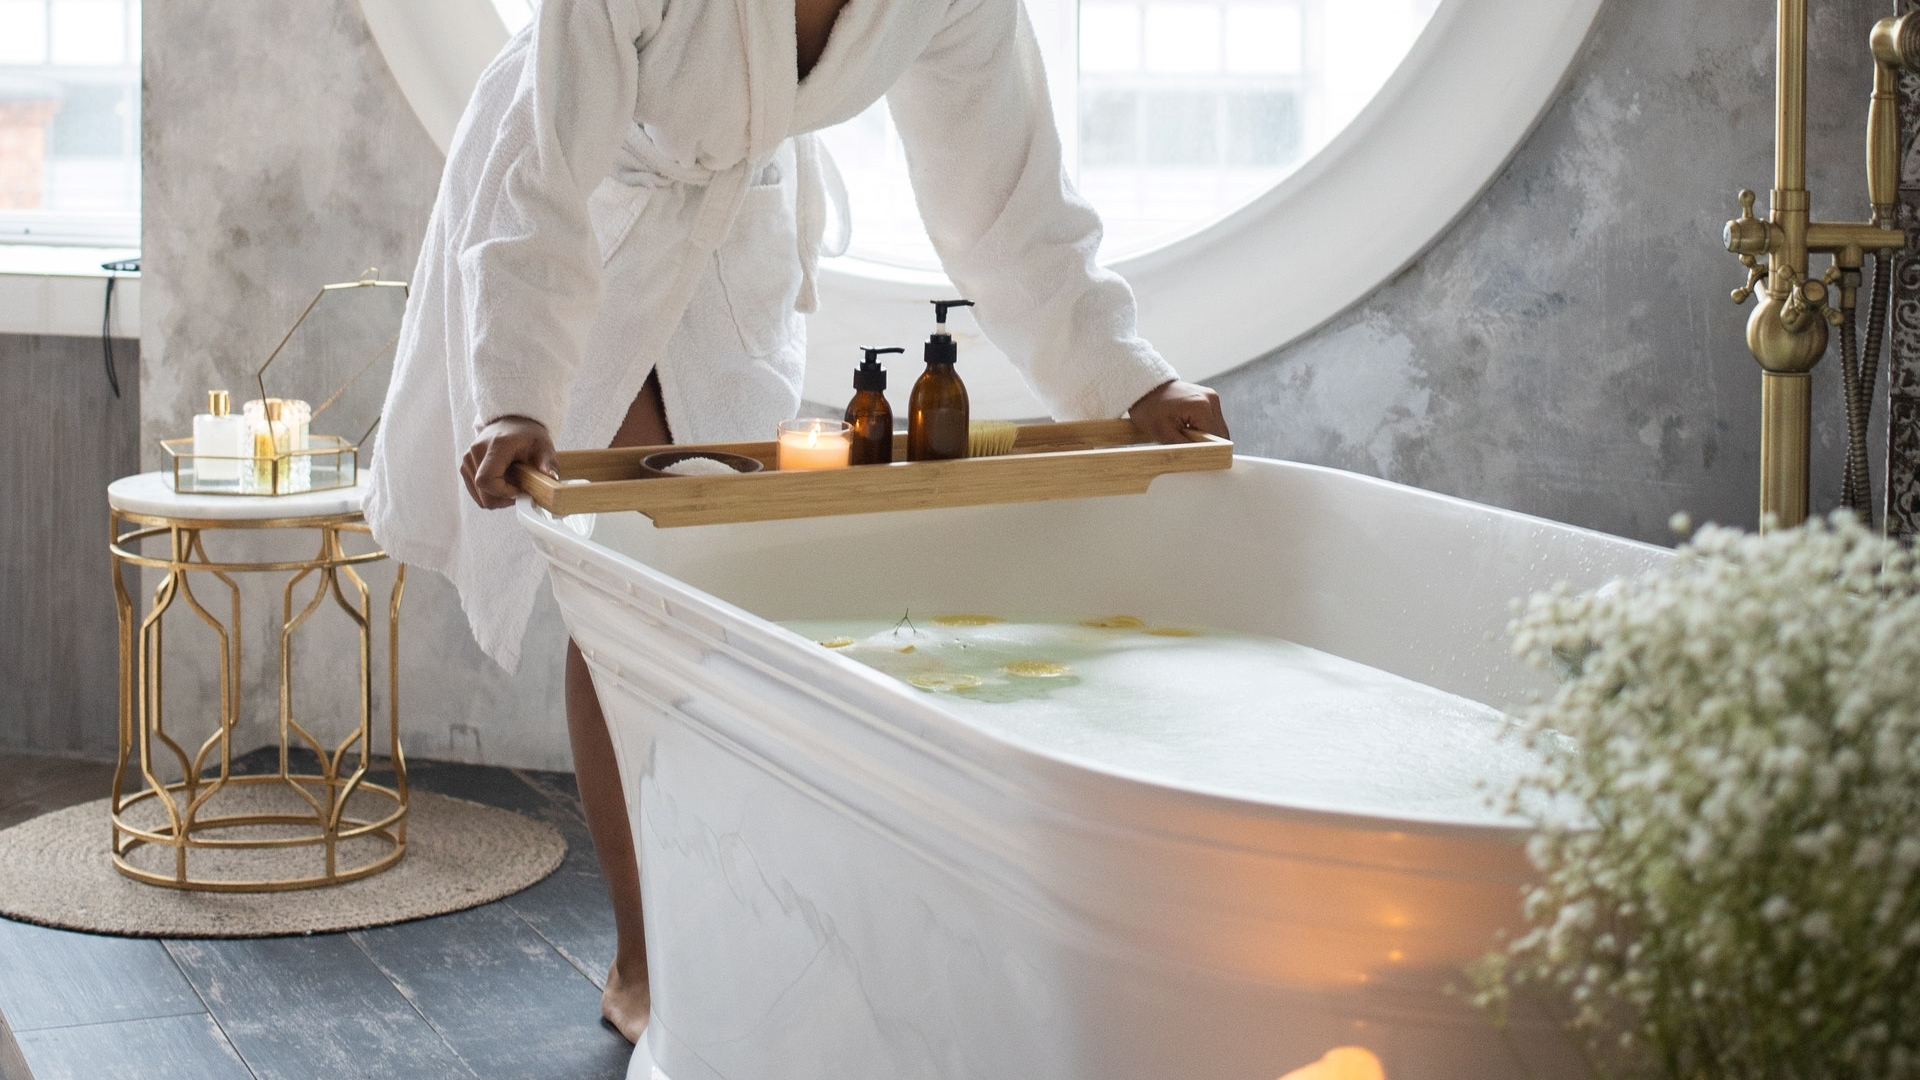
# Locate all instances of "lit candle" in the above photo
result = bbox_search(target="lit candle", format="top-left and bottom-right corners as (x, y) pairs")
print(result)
(777, 418), (851, 471)
(1277, 1048), (1383, 1080)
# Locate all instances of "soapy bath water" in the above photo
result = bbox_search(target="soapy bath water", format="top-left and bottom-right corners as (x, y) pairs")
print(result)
(782, 615), (1532, 821)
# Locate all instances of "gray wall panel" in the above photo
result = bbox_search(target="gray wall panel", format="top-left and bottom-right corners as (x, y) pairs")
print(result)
(1, 333), (140, 757)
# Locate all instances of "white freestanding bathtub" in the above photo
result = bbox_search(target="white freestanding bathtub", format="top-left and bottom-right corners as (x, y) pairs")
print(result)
(520, 458), (1665, 1080)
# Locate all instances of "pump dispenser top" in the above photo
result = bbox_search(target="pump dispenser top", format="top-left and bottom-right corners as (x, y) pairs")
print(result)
(923, 299), (974, 366)
(855, 346), (903, 391)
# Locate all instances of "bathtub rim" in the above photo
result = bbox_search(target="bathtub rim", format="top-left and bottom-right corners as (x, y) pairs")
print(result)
(519, 455), (1664, 843)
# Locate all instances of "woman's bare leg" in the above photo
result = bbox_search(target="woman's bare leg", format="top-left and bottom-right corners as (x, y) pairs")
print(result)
(568, 370), (669, 1042)
(566, 642), (650, 1040)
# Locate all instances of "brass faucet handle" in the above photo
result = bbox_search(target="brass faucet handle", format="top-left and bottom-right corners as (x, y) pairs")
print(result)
(1781, 277), (1833, 333)
(1872, 13), (1920, 69)
(1820, 264), (1849, 318)
(1731, 253), (1769, 305)
(1724, 190), (1772, 257)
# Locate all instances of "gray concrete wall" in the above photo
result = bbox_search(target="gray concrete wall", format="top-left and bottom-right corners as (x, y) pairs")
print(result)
(136, 0), (1890, 769)
(1216, 0), (1888, 541)
(142, 2), (573, 770)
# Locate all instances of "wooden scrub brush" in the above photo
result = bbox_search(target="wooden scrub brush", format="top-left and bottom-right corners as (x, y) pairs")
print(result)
(968, 420), (1018, 457)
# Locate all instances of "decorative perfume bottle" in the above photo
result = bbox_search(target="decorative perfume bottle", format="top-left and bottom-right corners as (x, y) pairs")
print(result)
(283, 398), (312, 491)
(243, 397), (312, 493)
(191, 390), (246, 486)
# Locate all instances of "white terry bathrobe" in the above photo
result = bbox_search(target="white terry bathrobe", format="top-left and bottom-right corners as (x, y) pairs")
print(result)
(367, 0), (1180, 670)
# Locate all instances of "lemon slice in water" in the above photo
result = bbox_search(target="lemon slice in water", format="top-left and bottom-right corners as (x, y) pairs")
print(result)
(932, 614), (1005, 627)
(1081, 615), (1145, 630)
(1003, 660), (1072, 678)
(908, 672), (985, 692)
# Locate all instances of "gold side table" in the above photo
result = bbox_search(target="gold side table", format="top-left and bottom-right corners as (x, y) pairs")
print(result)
(106, 472), (407, 891)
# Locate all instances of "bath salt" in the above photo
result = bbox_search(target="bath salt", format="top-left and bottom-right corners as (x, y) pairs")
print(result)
(661, 456), (742, 476)
(783, 617), (1533, 822)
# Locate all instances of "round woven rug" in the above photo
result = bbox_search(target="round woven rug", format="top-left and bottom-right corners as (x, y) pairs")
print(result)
(0, 787), (566, 938)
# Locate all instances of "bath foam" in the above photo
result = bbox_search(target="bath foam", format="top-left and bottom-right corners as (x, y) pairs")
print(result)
(786, 617), (1530, 821)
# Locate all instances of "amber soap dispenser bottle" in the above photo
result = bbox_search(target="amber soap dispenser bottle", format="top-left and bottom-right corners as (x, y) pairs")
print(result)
(908, 299), (973, 461)
(845, 346), (903, 465)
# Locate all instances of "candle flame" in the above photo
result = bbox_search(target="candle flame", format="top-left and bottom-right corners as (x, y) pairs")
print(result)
(1277, 1047), (1384, 1080)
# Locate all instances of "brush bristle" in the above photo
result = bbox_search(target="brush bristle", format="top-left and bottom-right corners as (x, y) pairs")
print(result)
(968, 420), (1019, 457)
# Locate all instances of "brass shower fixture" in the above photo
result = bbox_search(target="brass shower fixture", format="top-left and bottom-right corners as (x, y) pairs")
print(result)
(1723, 2), (1919, 529)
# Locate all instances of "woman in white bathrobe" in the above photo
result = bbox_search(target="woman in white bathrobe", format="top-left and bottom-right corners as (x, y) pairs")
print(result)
(367, 0), (1228, 1041)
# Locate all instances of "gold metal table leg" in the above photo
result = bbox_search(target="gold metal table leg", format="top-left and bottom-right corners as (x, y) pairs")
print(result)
(108, 510), (408, 892)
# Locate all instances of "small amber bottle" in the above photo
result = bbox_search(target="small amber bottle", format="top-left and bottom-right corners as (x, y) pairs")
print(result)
(908, 299), (974, 461)
(845, 346), (903, 465)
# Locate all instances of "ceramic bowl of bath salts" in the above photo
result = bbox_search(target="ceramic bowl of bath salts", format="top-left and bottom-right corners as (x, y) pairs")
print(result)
(639, 451), (764, 478)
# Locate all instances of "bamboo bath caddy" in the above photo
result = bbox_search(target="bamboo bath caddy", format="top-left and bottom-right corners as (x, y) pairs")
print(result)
(511, 419), (1233, 528)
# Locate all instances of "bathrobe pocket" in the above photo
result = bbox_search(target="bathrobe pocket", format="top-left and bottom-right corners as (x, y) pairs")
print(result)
(715, 155), (803, 358)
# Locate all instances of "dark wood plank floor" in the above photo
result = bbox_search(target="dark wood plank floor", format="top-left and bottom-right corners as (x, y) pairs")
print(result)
(0, 750), (632, 1080)
(0, 755), (118, 832)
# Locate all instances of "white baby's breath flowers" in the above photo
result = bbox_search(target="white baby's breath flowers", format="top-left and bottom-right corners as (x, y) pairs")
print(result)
(1471, 513), (1920, 1080)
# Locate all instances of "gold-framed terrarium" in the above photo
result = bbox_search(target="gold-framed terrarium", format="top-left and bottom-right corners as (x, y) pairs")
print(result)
(166, 269), (409, 496)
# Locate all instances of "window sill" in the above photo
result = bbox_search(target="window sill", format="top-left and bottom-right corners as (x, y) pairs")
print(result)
(0, 245), (141, 339)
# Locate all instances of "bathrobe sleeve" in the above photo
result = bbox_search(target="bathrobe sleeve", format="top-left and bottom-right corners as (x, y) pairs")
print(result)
(453, 0), (650, 434)
(886, 0), (1179, 421)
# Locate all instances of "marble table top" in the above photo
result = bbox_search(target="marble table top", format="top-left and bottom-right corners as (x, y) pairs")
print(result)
(108, 471), (367, 521)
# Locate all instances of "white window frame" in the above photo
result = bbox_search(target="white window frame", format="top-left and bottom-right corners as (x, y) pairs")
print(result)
(361, 0), (1602, 416)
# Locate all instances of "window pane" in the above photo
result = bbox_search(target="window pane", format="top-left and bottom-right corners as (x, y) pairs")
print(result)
(0, 0), (139, 241)
(1225, 90), (1300, 165)
(1079, 4), (1140, 74)
(50, 0), (124, 66)
(1225, 4), (1301, 76)
(48, 81), (125, 155)
(1144, 90), (1216, 165)
(0, 0), (48, 65)
(1079, 90), (1137, 167)
(44, 155), (130, 209)
(1143, 5), (1221, 75)
(0, 92), (60, 209)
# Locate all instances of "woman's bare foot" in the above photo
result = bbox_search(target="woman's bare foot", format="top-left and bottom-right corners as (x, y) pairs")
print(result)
(602, 962), (651, 1043)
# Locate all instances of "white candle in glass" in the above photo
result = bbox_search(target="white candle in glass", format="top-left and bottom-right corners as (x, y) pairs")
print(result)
(777, 419), (851, 471)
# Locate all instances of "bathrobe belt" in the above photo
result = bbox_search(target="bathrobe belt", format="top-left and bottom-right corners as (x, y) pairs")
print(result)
(619, 125), (851, 315)
(794, 133), (852, 312)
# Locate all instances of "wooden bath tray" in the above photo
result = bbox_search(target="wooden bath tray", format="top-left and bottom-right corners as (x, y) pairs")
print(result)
(512, 419), (1232, 528)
